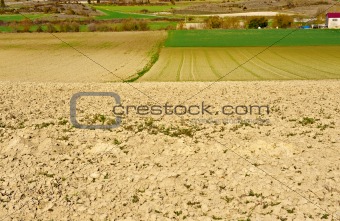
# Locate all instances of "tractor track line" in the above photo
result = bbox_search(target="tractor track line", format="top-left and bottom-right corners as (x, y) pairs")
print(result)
(224, 50), (262, 80)
(176, 50), (184, 81)
(204, 50), (222, 79)
(271, 50), (339, 78)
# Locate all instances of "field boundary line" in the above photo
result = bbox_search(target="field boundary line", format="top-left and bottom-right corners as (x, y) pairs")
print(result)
(176, 50), (184, 81)
(180, 2), (340, 104)
(154, 53), (171, 81)
(124, 42), (163, 82)
(190, 50), (195, 81)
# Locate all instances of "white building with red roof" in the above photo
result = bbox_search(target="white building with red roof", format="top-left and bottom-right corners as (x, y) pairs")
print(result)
(326, 13), (340, 29)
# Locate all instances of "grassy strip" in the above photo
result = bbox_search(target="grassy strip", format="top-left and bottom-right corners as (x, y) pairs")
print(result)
(0, 25), (84, 33)
(0, 14), (48, 21)
(94, 5), (178, 13)
(149, 21), (177, 30)
(0, 26), (11, 32)
(95, 9), (157, 20)
(124, 43), (163, 82)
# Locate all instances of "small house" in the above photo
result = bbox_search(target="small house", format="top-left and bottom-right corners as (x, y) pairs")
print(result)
(326, 13), (340, 29)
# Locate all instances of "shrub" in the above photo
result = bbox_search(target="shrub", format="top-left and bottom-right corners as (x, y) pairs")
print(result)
(65, 23), (74, 32)
(248, 17), (268, 29)
(122, 19), (138, 31)
(57, 22), (77, 32)
(121, 19), (149, 31)
(23, 25), (31, 32)
(222, 17), (241, 29)
(96, 23), (113, 32)
(50, 6), (59, 14)
(20, 18), (33, 32)
(58, 22), (73, 32)
(287, 0), (297, 8)
(66, 9), (75, 15)
(165, 25), (175, 30)
(177, 21), (184, 30)
(272, 14), (294, 28)
(9, 25), (18, 33)
(138, 20), (149, 31)
(36, 25), (43, 32)
(88, 23), (97, 32)
(59, 23), (66, 32)
(205, 16), (223, 29)
(80, 11), (89, 17)
(140, 9), (149, 13)
(315, 7), (326, 24)
(47, 24), (57, 33)
(71, 22), (80, 32)
(43, 7), (51, 13)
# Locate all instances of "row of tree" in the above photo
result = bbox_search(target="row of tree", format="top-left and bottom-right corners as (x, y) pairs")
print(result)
(4, 18), (151, 32)
(204, 14), (294, 29)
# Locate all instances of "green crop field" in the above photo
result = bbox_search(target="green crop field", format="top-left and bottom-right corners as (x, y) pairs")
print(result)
(95, 9), (158, 20)
(0, 14), (48, 22)
(0, 26), (11, 32)
(165, 30), (340, 47)
(94, 5), (178, 13)
(149, 21), (177, 30)
(139, 46), (340, 81)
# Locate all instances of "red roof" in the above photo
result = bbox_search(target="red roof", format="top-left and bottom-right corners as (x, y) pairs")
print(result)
(327, 13), (340, 18)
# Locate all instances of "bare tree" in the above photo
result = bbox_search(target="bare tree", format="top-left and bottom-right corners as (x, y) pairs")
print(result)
(1, 0), (5, 8)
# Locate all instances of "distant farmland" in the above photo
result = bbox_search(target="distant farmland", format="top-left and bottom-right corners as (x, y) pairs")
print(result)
(94, 5), (176, 20)
(138, 30), (340, 81)
(139, 46), (340, 81)
(0, 32), (166, 82)
(94, 5), (178, 13)
(95, 9), (157, 20)
(0, 14), (48, 22)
